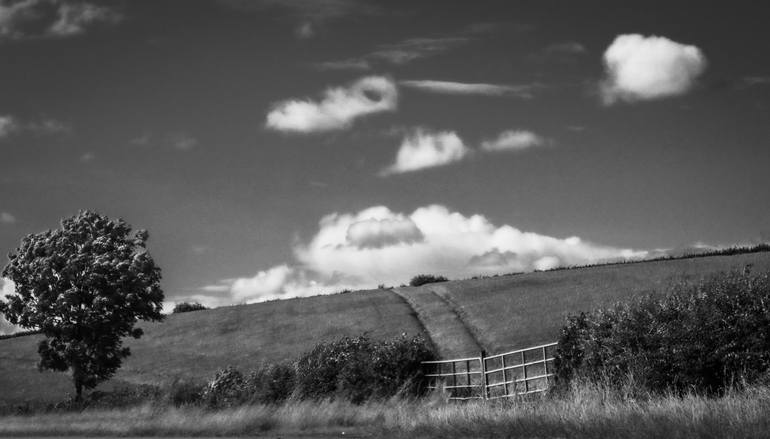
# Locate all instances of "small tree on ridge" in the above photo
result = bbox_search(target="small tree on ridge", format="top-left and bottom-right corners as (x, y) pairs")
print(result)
(0, 211), (164, 399)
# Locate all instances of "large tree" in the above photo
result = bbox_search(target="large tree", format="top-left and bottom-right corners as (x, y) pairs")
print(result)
(0, 211), (164, 399)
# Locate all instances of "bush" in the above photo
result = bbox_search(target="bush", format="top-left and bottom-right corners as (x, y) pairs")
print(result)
(172, 302), (207, 313)
(245, 362), (296, 404)
(163, 378), (206, 406)
(555, 268), (770, 394)
(295, 334), (435, 403)
(201, 366), (246, 407)
(409, 274), (448, 287)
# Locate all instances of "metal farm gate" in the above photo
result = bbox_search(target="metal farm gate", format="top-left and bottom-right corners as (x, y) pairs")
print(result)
(422, 342), (557, 400)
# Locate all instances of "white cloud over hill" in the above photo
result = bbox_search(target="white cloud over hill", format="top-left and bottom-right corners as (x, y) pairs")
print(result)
(600, 34), (707, 104)
(186, 205), (646, 306)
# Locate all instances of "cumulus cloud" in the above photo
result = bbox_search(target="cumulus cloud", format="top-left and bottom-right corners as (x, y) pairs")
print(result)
(0, 0), (121, 40)
(346, 214), (424, 249)
(480, 130), (546, 152)
(187, 205), (645, 305)
(381, 129), (470, 175)
(296, 205), (644, 284)
(266, 76), (398, 133)
(399, 80), (539, 98)
(600, 34), (707, 104)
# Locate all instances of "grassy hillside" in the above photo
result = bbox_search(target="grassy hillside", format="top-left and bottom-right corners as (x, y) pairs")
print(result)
(0, 288), (425, 407)
(1, 251), (769, 408)
(427, 252), (770, 353)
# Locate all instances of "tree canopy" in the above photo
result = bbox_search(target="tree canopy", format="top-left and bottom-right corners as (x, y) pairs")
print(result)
(0, 211), (164, 398)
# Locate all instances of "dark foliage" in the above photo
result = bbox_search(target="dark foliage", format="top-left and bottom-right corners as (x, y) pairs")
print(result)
(201, 366), (246, 407)
(172, 302), (207, 313)
(409, 274), (449, 287)
(0, 211), (164, 399)
(294, 334), (436, 403)
(555, 268), (770, 394)
(245, 362), (296, 404)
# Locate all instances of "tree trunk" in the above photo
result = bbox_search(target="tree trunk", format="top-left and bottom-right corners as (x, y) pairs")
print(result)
(72, 363), (83, 401)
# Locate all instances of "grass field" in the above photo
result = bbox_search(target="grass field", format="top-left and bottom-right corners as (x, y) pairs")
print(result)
(427, 252), (770, 352)
(0, 288), (426, 407)
(1, 251), (769, 408)
(1, 383), (769, 438)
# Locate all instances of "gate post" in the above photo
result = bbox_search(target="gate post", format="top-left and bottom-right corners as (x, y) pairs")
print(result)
(479, 351), (488, 400)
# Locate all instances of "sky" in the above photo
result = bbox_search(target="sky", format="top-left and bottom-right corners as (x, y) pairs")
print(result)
(1, 0), (769, 317)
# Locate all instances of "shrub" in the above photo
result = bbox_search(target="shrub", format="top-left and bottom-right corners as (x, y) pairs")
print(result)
(295, 334), (435, 403)
(409, 274), (448, 287)
(163, 378), (206, 406)
(555, 268), (770, 394)
(201, 366), (246, 407)
(245, 362), (296, 404)
(172, 302), (207, 313)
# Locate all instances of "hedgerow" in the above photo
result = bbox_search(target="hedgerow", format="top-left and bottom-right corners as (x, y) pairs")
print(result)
(555, 268), (770, 394)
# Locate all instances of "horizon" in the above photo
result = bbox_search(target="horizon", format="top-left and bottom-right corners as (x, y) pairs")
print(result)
(2, 0), (770, 320)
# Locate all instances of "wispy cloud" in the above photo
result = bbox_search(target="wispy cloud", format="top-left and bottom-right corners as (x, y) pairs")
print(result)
(480, 130), (547, 152)
(182, 205), (645, 305)
(600, 34), (707, 104)
(544, 41), (587, 55)
(368, 37), (469, 64)
(266, 76), (398, 133)
(0, 0), (122, 40)
(313, 58), (371, 71)
(315, 35), (470, 70)
(741, 76), (770, 87)
(399, 80), (541, 98)
(0, 115), (70, 138)
(381, 128), (470, 175)
(220, 0), (378, 39)
(129, 131), (198, 151)
(0, 212), (16, 224)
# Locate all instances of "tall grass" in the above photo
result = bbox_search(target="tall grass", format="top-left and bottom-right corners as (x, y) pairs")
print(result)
(2, 382), (769, 437)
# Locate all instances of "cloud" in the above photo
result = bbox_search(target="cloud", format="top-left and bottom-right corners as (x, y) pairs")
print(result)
(220, 0), (377, 39)
(129, 131), (198, 151)
(369, 37), (468, 64)
(0, 116), (19, 137)
(600, 34), (707, 104)
(382, 128), (470, 175)
(399, 80), (540, 98)
(0, 278), (22, 335)
(480, 130), (546, 152)
(0, 212), (16, 224)
(189, 205), (645, 305)
(313, 58), (371, 71)
(167, 132), (198, 151)
(316, 35), (469, 70)
(544, 41), (587, 55)
(266, 76), (398, 133)
(741, 76), (770, 87)
(0, 0), (121, 40)
(346, 214), (424, 249)
(0, 115), (69, 138)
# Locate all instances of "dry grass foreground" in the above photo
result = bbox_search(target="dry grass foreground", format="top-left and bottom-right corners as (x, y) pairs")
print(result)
(2, 384), (769, 438)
